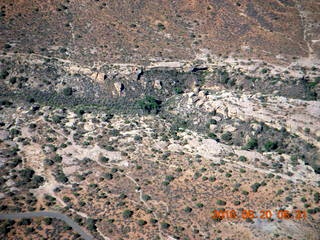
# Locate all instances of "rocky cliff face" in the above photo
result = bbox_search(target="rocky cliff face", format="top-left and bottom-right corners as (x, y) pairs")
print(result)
(1, 52), (319, 108)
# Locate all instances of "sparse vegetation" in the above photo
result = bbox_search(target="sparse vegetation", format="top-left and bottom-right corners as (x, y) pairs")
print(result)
(1, 5), (320, 239)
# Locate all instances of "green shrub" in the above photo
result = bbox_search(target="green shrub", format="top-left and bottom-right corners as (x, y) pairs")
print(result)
(54, 154), (63, 163)
(162, 181), (170, 186)
(122, 209), (133, 219)
(221, 131), (232, 141)
(109, 129), (120, 136)
(104, 145), (115, 151)
(285, 196), (292, 202)
(267, 173), (274, 178)
(25, 227), (35, 233)
(264, 141), (278, 151)
(134, 135), (142, 141)
(301, 197), (307, 203)
(184, 207), (192, 213)
(18, 219), (31, 226)
(234, 200), (241, 206)
(304, 128), (311, 134)
(244, 138), (258, 150)
(9, 158), (22, 168)
(62, 87), (73, 96)
(52, 115), (63, 123)
(99, 156), (109, 163)
(314, 192), (319, 203)
(44, 158), (54, 166)
(208, 132), (218, 140)
(31, 175), (44, 188)
(29, 123), (37, 129)
(196, 203), (204, 208)
(209, 119), (217, 124)
(137, 96), (161, 113)
(307, 208), (316, 214)
(111, 167), (118, 173)
(137, 219), (147, 226)
(238, 156), (247, 162)
(209, 176), (216, 182)
(202, 176), (208, 181)
(251, 183), (261, 192)
(174, 87), (184, 94)
(165, 175), (175, 182)
(0, 70), (9, 79)
(87, 218), (97, 231)
(142, 194), (151, 201)
(161, 222), (170, 229)
(118, 193), (127, 199)
(225, 173), (232, 178)
(9, 77), (16, 84)
(242, 190), (249, 196)
(54, 169), (68, 183)
(10, 128), (21, 137)
(216, 199), (226, 206)
(19, 168), (35, 180)
(63, 196), (71, 203)
(157, 23), (166, 31)
(44, 194), (56, 206)
(104, 173), (113, 180)
(44, 218), (53, 225)
(150, 218), (158, 224)
(76, 109), (85, 116)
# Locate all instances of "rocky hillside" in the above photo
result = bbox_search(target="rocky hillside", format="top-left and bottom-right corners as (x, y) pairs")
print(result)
(1, 0), (320, 64)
